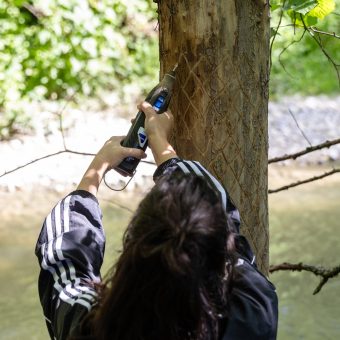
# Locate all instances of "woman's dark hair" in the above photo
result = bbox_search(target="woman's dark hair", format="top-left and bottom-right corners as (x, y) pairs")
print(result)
(76, 172), (236, 340)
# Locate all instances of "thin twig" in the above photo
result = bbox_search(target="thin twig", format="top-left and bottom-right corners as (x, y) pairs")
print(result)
(301, 15), (340, 87)
(57, 109), (67, 150)
(278, 29), (306, 78)
(269, 262), (340, 294)
(53, 94), (76, 149)
(0, 149), (96, 178)
(268, 137), (340, 163)
(288, 108), (312, 146)
(268, 168), (340, 193)
(310, 26), (340, 39)
(270, 0), (286, 71)
(278, 42), (297, 79)
(0, 149), (156, 178)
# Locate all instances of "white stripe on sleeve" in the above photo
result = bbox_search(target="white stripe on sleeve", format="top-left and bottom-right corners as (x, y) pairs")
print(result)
(63, 195), (71, 233)
(55, 236), (64, 262)
(193, 161), (227, 209)
(55, 202), (62, 236)
(46, 213), (53, 242)
(177, 161), (191, 174)
(186, 161), (204, 176)
(41, 194), (98, 310)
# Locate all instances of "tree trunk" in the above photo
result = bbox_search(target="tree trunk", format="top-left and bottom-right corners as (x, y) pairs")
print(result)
(156, 0), (270, 272)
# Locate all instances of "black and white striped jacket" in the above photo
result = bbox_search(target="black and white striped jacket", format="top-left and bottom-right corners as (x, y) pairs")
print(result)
(35, 158), (278, 339)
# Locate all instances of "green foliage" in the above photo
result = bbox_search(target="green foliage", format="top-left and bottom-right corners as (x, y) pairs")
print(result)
(270, 0), (339, 97)
(285, 0), (319, 16)
(0, 0), (159, 139)
(272, 0), (335, 25)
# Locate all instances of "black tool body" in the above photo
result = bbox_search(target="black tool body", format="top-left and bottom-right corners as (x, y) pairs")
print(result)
(114, 67), (177, 177)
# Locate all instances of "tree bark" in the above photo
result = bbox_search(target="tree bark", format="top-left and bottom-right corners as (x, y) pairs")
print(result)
(156, 0), (270, 272)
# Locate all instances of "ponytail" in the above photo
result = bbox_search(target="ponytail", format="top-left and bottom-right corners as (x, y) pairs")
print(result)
(86, 173), (236, 340)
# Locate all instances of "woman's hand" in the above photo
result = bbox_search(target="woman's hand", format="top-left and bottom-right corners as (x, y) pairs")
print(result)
(138, 101), (178, 166)
(137, 102), (174, 143)
(77, 136), (146, 196)
(94, 136), (147, 171)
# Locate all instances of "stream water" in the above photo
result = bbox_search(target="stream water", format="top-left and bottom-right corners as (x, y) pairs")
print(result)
(0, 171), (339, 339)
(269, 172), (340, 340)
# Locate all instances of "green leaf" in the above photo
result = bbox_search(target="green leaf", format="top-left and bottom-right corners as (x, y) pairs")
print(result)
(300, 13), (319, 26)
(287, 10), (319, 26)
(270, 0), (283, 11)
(308, 0), (335, 19)
(271, 4), (281, 11)
(284, 0), (318, 15)
(287, 0), (335, 27)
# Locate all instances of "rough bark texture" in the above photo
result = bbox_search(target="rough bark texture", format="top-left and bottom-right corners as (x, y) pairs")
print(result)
(156, 0), (271, 272)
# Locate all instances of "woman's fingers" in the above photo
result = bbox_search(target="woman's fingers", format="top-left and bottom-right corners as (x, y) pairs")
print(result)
(105, 135), (125, 145)
(122, 147), (147, 159)
(138, 101), (156, 117)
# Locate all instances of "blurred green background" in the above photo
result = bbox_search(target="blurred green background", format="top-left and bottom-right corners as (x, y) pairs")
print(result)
(270, 0), (339, 97)
(0, 0), (159, 139)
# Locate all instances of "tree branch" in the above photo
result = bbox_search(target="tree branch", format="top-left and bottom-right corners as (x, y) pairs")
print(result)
(309, 26), (340, 39)
(268, 168), (340, 193)
(1, 93), (157, 180)
(0, 149), (96, 178)
(301, 16), (340, 87)
(288, 108), (312, 146)
(269, 0), (286, 71)
(278, 29), (306, 78)
(55, 98), (73, 150)
(268, 137), (340, 163)
(0, 149), (156, 178)
(269, 262), (340, 294)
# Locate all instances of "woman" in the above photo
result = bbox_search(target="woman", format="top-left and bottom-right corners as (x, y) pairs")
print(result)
(35, 102), (278, 339)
